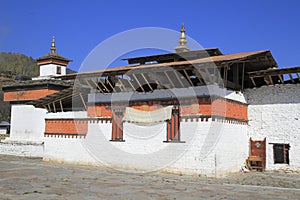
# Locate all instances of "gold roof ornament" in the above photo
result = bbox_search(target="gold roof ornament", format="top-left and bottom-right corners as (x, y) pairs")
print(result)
(50, 36), (56, 54)
(175, 23), (190, 53)
(36, 36), (72, 64)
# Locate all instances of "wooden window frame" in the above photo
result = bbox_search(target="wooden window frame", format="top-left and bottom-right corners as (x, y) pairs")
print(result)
(56, 66), (62, 75)
(273, 143), (290, 164)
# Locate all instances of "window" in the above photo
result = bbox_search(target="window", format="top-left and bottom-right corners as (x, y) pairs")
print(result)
(273, 143), (290, 164)
(56, 66), (61, 75)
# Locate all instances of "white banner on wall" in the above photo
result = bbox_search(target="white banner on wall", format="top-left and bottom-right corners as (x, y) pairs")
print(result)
(123, 106), (173, 124)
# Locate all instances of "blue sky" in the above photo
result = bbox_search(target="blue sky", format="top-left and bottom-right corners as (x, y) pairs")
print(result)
(1, 0), (300, 72)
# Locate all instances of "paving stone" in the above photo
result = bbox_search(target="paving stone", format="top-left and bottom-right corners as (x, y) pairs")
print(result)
(0, 155), (300, 199)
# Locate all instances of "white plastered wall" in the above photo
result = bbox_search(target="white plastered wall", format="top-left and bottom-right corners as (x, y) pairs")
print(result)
(168, 120), (247, 177)
(40, 64), (66, 77)
(44, 119), (248, 177)
(6, 105), (47, 142)
(245, 84), (300, 171)
(0, 105), (46, 157)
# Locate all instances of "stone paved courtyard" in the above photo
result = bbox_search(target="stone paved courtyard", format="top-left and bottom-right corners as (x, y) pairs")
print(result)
(0, 155), (300, 200)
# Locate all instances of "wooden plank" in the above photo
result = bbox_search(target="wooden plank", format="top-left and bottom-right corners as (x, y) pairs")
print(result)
(164, 71), (175, 88)
(296, 73), (300, 80)
(43, 105), (48, 112)
(141, 73), (153, 91)
(278, 75), (284, 84)
(40, 93), (73, 108)
(173, 70), (185, 87)
(183, 69), (194, 86)
(79, 93), (87, 110)
(59, 100), (64, 112)
(84, 79), (94, 89)
(47, 104), (51, 112)
(126, 77), (136, 91)
(52, 102), (56, 113)
(91, 79), (104, 93)
(106, 78), (116, 92)
(268, 75), (274, 85)
(250, 77), (256, 87)
(288, 73), (295, 83)
(132, 74), (145, 92)
(192, 69), (204, 85)
(154, 80), (162, 89)
(264, 77), (270, 85)
(249, 67), (300, 77)
(98, 78), (110, 92)
(117, 79), (127, 92)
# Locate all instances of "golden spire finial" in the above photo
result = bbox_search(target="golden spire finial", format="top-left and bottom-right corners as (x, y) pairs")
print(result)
(175, 23), (189, 53)
(50, 36), (56, 53)
(181, 23), (185, 33)
(179, 23), (187, 46)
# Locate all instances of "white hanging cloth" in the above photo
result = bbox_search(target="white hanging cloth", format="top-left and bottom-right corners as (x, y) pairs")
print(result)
(123, 106), (173, 124)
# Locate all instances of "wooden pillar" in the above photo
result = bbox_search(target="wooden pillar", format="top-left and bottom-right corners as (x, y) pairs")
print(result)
(232, 63), (239, 89)
(167, 107), (180, 142)
(111, 110), (124, 141)
(173, 108), (180, 141)
(241, 62), (245, 91)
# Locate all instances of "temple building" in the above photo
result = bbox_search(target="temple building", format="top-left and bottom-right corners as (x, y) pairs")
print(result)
(0, 25), (299, 176)
(34, 36), (72, 79)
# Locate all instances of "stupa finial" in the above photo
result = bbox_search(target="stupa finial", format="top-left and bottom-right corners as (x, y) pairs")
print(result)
(175, 23), (190, 53)
(50, 36), (56, 53)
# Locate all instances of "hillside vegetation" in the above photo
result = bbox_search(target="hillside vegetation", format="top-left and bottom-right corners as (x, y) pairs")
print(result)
(0, 52), (39, 122)
(0, 52), (39, 78)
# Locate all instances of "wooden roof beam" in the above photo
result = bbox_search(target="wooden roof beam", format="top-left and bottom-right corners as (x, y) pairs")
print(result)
(296, 73), (300, 81)
(132, 74), (145, 92)
(91, 79), (104, 93)
(192, 69), (204, 85)
(141, 73), (153, 91)
(125, 77), (136, 91)
(106, 78), (116, 92)
(84, 79), (94, 90)
(59, 100), (64, 112)
(43, 105), (48, 112)
(183, 69), (194, 86)
(164, 71), (175, 88)
(288, 74), (295, 83)
(40, 93), (73, 107)
(172, 70), (185, 88)
(250, 77), (256, 87)
(116, 79), (128, 92)
(248, 66), (300, 77)
(47, 104), (51, 112)
(79, 92), (87, 110)
(268, 75), (274, 85)
(98, 78), (110, 92)
(278, 75), (284, 84)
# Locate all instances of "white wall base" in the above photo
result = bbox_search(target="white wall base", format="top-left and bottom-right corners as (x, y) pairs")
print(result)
(0, 140), (44, 157)
(43, 120), (248, 177)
